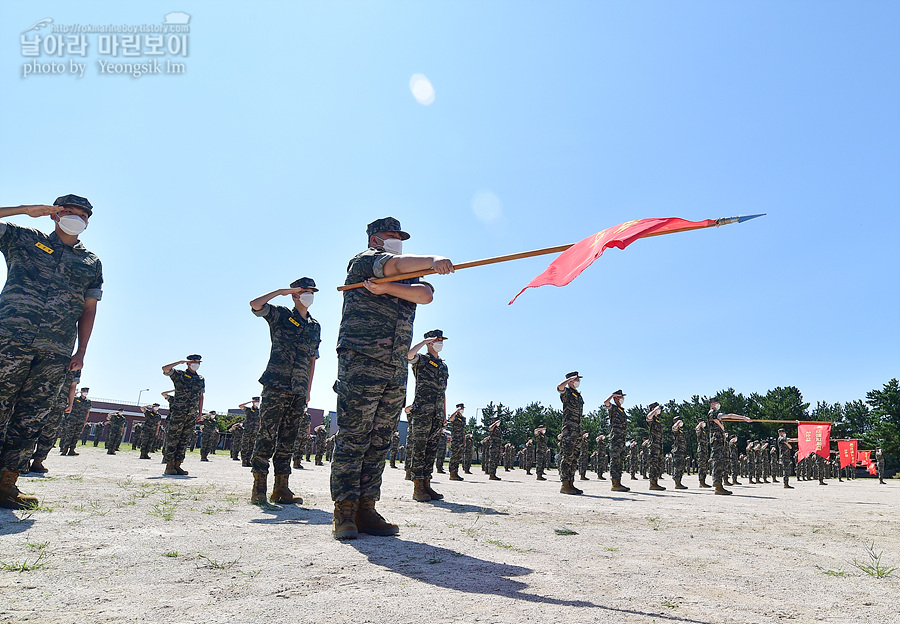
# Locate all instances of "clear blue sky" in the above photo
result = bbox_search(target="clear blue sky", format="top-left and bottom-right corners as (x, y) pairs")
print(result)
(2, 2), (898, 420)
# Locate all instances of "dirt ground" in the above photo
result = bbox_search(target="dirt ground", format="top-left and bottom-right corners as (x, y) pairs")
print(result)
(1, 445), (897, 624)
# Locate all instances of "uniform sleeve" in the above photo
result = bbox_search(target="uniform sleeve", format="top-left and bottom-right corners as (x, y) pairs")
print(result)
(408, 354), (420, 367)
(347, 252), (379, 282)
(86, 258), (103, 301)
(252, 303), (272, 318)
(418, 279), (435, 293)
(372, 252), (391, 279)
(165, 368), (176, 378)
(0, 221), (21, 255)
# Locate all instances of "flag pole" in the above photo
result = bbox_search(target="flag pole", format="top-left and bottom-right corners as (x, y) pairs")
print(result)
(336, 213), (766, 292)
(747, 419), (801, 424)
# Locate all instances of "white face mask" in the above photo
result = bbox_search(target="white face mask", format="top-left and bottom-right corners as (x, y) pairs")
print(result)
(188, 363), (200, 372)
(571, 380), (580, 389)
(432, 341), (443, 353)
(297, 292), (314, 308)
(252, 401), (259, 408)
(380, 237), (403, 255)
(57, 215), (87, 235)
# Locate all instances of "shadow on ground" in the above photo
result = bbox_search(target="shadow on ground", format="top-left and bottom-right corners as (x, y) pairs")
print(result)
(349, 537), (718, 624)
(249, 503), (333, 526)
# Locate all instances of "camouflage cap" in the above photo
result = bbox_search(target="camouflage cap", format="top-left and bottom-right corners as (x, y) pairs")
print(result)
(456, 403), (465, 408)
(424, 329), (447, 340)
(186, 354), (202, 361)
(565, 371), (582, 380)
(252, 396), (260, 401)
(612, 389), (625, 396)
(53, 194), (93, 216)
(648, 402), (660, 411)
(290, 277), (318, 292)
(367, 217), (410, 240)
(209, 410), (217, 415)
(80, 387), (90, 392)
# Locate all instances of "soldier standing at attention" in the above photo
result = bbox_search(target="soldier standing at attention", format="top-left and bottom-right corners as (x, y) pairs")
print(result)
(480, 436), (490, 474)
(389, 431), (400, 468)
(31, 370), (79, 472)
(199, 412), (218, 461)
(161, 355), (206, 476)
(105, 411), (125, 455)
(729, 435), (741, 486)
(462, 433), (474, 474)
(696, 420), (710, 488)
(239, 397), (261, 468)
(248, 278), (321, 504)
(447, 404), (466, 481)
(646, 402), (666, 491)
(139, 403), (161, 460)
(534, 425), (549, 481)
(293, 408), (311, 469)
(777, 429), (794, 489)
(0, 195), (102, 509)
(435, 427), (448, 474)
(131, 422), (142, 451)
(487, 420), (503, 481)
(671, 416), (688, 489)
(62, 387), (93, 457)
(707, 397), (750, 495)
(876, 448), (885, 484)
(596, 434), (608, 480)
(557, 372), (584, 495)
(578, 432), (591, 481)
(604, 390), (630, 492)
(524, 438), (535, 476)
(407, 329), (449, 503)
(331, 217), (452, 540)
(229, 422), (243, 461)
(314, 424), (327, 466)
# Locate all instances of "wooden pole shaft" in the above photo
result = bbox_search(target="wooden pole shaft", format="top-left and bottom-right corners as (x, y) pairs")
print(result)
(336, 243), (574, 292)
(747, 419), (801, 424)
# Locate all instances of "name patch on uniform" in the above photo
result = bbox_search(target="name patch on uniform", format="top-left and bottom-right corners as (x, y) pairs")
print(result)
(184, 374), (192, 379)
(35, 242), (54, 254)
(430, 361), (439, 368)
(288, 317), (300, 327)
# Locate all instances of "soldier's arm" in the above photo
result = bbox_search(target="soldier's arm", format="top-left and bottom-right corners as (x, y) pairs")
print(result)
(69, 298), (99, 371)
(363, 279), (434, 304)
(198, 393), (204, 419)
(250, 288), (305, 311)
(408, 338), (436, 361)
(0, 205), (61, 219)
(383, 254), (454, 277)
(161, 389), (173, 397)
(162, 361), (186, 375)
(65, 381), (78, 413)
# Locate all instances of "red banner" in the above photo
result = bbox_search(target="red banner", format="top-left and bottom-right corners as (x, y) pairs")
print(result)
(868, 462), (878, 475)
(837, 440), (858, 469)
(858, 450), (871, 465)
(797, 422), (831, 461)
(509, 217), (717, 304)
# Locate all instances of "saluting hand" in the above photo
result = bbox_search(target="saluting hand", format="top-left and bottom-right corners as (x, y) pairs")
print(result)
(25, 205), (60, 218)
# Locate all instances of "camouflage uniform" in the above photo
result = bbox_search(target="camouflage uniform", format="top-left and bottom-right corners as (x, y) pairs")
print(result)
(696, 425), (709, 484)
(241, 403), (260, 466)
(407, 348), (448, 481)
(131, 422), (142, 450)
(389, 432), (400, 468)
(462, 434), (473, 473)
(251, 301), (321, 477)
(105, 412), (126, 453)
(163, 368), (205, 465)
(504, 442), (514, 471)
(32, 369), (78, 462)
(229, 423), (243, 460)
(448, 411), (466, 475)
(535, 429), (548, 477)
(647, 408), (664, 484)
(578, 435), (590, 479)
(0, 217), (103, 474)
(596, 436), (608, 478)
(61, 393), (92, 454)
(778, 433), (793, 486)
(707, 408), (728, 486)
(292, 409), (311, 467)
(200, 414), (218, 459)
(876, 449), (885, 484)
(434, 431), (447, 473)
(326, 435), (335, 462)
(486, 425), (502, 477)
(480, 436), (490, 472)
(558, 385), (583, 483)
(607, 402), (628, 481)
(332, 245), (431, 502)
(314, 426), (327, 465)
(524, 440), (535, 474)
(140, 406), (162, 456)
(728, 437), (739, 483)
(628, 442), (639, 479)
(672, 426), (686, 483)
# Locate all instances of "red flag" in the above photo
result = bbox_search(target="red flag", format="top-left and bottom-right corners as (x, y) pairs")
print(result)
(837, 440), (858, 469)
(509, 217), (717, 304)
(867, 462), (878, 475)
(858, 450), (871, 465)
(797, 422), (831, 461)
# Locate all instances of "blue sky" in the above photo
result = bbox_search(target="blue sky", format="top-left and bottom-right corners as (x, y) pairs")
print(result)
(2, 2), (898, 420)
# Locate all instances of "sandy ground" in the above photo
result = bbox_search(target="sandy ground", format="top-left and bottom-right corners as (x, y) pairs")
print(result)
(1, 445), (897, 624)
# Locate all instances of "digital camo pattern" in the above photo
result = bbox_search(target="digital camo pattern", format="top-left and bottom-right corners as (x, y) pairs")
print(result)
(607, 403), (627, 480)
(251, 385), (306, 475)
(558, 387), (584, 482)
(253, 303), (320, 397)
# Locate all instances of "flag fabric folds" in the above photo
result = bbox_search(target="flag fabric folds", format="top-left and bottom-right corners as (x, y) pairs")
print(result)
(858, 450), (872, 465)
(508, 217), (717, 304)
(837, 440), (858, 469)
(797, 422), (831, 461)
